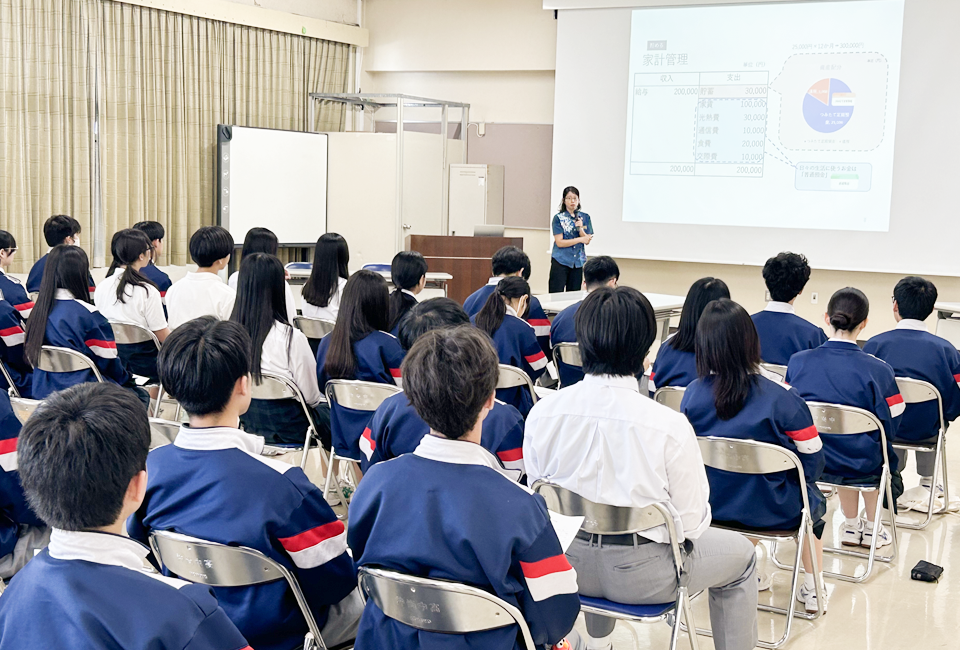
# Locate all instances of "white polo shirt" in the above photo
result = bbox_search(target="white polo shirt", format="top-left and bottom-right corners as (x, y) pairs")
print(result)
(524, 373), (712, 543)
(260, 322), (323, 407)
(94, 269), (167, 332)
(228, 271), (298, 321)
(165, 272), (236, 330)
(301, 276), (347, 322)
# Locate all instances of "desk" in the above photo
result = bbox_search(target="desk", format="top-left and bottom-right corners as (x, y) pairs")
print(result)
(285, 264), (453, 296)
(536, 290), (685, 343)
(935, 302), (960, 319)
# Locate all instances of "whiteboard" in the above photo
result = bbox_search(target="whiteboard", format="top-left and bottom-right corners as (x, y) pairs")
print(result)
(218, 125), (328, 245)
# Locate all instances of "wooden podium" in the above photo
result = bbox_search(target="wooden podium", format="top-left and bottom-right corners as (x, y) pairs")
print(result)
(406, 235), (524, 304)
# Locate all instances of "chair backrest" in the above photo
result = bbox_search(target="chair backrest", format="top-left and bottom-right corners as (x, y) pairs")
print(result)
(293, 316), (336, 340)
(935, 318), (960, 350)
(553, 342), (582, 368)
(0, 362), (19, 398)
(358, 566), (537, 650)
(532, 481), (684, 573)
(251, 371), (316, 429)
(37, 346), (105, 382)
(895, 376), (944, 433)
(496, 365), (538, 404)
(325, 379), (402, 414)
(807, 401), (891, 468)
(150, 531), (324, 642)
(759, 363), (788, 381)
(109, 320), (161, 350)
(9, 396), (40, 425)
(28, 292), (39, 303)
(653, 386), (685, 412)
(148, 418), (180, 449)
(697, 436), (810, 515)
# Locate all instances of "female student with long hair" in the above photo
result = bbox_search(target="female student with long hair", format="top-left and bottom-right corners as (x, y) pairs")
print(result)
(472, 276), (547, 417)
(95, 229), (169, 382)
(650, 276), (730, 393)
(681, 299), (827, 613)
(228, 227), (297, 318)
(387, 251), (427, 335)
(316, 269), (405, 460)
(0, 230), (34, 319)
(787, 287), (904, 551)
(302, 233), (349, 321)
(24, 245), (143, 402)
(231, 253), (330, 447)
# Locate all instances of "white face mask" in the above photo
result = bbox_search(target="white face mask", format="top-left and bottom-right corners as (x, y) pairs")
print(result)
(72, 236), (80, 247)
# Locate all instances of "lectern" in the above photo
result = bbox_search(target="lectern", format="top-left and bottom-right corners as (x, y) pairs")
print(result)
(406, 235), (524, 305)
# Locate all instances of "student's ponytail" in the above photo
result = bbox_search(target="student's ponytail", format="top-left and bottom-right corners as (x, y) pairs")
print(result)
(827, 287), (869, 332)
(109, 229), (157, 304)
(388, 251), (428, 332)
(24, 245), (91, 366)
(474, 276), (530, 337)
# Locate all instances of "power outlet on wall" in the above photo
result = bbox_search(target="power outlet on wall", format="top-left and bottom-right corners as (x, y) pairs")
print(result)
(810, 292), (819, 304)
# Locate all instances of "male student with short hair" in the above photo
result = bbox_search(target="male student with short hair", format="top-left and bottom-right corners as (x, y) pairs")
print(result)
(863, 276), (960, 502)
(348, 325), (583, 650)
(750, 252), (828, 365)
(128, 317), (360, 650)
(165, 226), (236, 329)
(549, 255), (619, 387)
(133, 220), (173, 299)
(360, 297), (526, 475)
(0, 382), (251, 650)
(463, 245), (552, 357)
(26, 214), (96, 294)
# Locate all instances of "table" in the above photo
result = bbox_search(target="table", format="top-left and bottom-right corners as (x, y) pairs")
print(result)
(286, 265), (453, 297)
(535, 290), (685, 343)
(935, 302), (960, 319)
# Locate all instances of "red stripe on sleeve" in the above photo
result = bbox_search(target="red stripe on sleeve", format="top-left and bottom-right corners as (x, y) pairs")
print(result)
(785, 425), (819, 442)
(88, 286), (96, 293)
(159, 291), (167, 297)
(389, 368), (401, 378)
(520, 554), (573, 579)
(0, 438), (16, 454)
(649, 371), (656, 380)
(524, 351), (546, 364)
(496, 448), (522, 462)
(85, 339), (117, 349)
(527, 318), (551, 328)
(361, 427), (376, 451)
(278, 520), (345, 553)
(13, 302), (34, 312)
(953, 374), (960, 383)
(886, 394), (904, 407)
(0, 325), (24, 337)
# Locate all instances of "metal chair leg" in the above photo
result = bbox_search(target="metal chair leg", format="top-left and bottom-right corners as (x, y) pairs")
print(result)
(679, 587), (700, 650)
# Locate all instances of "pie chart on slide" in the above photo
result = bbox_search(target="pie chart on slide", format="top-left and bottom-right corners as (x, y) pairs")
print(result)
(803, 78), (856, 133)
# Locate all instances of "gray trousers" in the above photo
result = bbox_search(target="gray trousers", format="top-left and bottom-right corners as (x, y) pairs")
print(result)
(566, 528), (757, 650)
(894, 437), (938, 479)
(320, 588), (364, 647)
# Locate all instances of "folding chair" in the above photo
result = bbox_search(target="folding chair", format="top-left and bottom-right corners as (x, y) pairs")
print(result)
(653, 386), (686, 413)
(294, 316), (336, 341)
(697, 437), (824, 648)
(38, 346), (105, 382)
(532, 481), (700, 650)
(149, 530), (329, 650)
(552, 342), (582, 388)
(796, 402), (899, 583)
(148, 418), (180, 449)
(935, 318), (960, 350)
(358, 566), (538, 650)
(760, 363), (788, 382)
(0, 362), (19, 399)
(324, 379), (402, 509)
(8, 394), (40, 425)
(109, 320), (163, 411)
(250, 371), (322, 471)
(497, 364), (538, 405)
(892, 377), (950, 529)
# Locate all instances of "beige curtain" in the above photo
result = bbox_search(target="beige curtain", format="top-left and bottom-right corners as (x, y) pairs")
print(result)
(0, 0), (98, 273)
(98, 2), (351, 266)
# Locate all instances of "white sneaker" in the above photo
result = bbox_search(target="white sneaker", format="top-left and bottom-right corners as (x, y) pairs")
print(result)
(840, 519), (863, 547)
(757, 571), (773, 592)
(861, 522), (892, 549)
(796, 583), (828, 614)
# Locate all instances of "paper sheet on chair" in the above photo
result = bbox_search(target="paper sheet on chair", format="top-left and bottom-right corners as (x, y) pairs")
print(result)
(549, 511), (585, 552)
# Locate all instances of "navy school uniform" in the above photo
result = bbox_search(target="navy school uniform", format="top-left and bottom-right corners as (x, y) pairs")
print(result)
(786, 340), (904, 484)
(681, 375), (826, 531)
(649, 335), (698, 395)
(0, 391), (44, 560)
(550, 299), (583, 387)
(470, 311), (547, 417)
(0, 272), (34, 320)
(751, 303), (828, 366)
(26, 253), (96, 294)
(359, 391), (526, 475)
(32, 289), (131, 399)
(128, 426), (357, 650)
(388, 290), (418, 338)
(0, 529), (251, 650)
(316, 330), (405, 460)
(863, 320), (960, 442)
(142, 260), (172, 318)
(463, 279), (552, 358)
(0, 300), (32, 397)
(347, 435), (580, 650)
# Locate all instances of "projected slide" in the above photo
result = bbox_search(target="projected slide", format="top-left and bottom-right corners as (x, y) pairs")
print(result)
(623, 0), (904, 232)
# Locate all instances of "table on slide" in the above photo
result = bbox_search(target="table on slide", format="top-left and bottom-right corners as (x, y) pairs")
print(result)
(286, 265), (453, 297)
(536, 291), (684, 343)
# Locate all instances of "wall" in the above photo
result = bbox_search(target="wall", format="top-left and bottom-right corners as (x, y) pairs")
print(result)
(224, 0), (359, 25)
